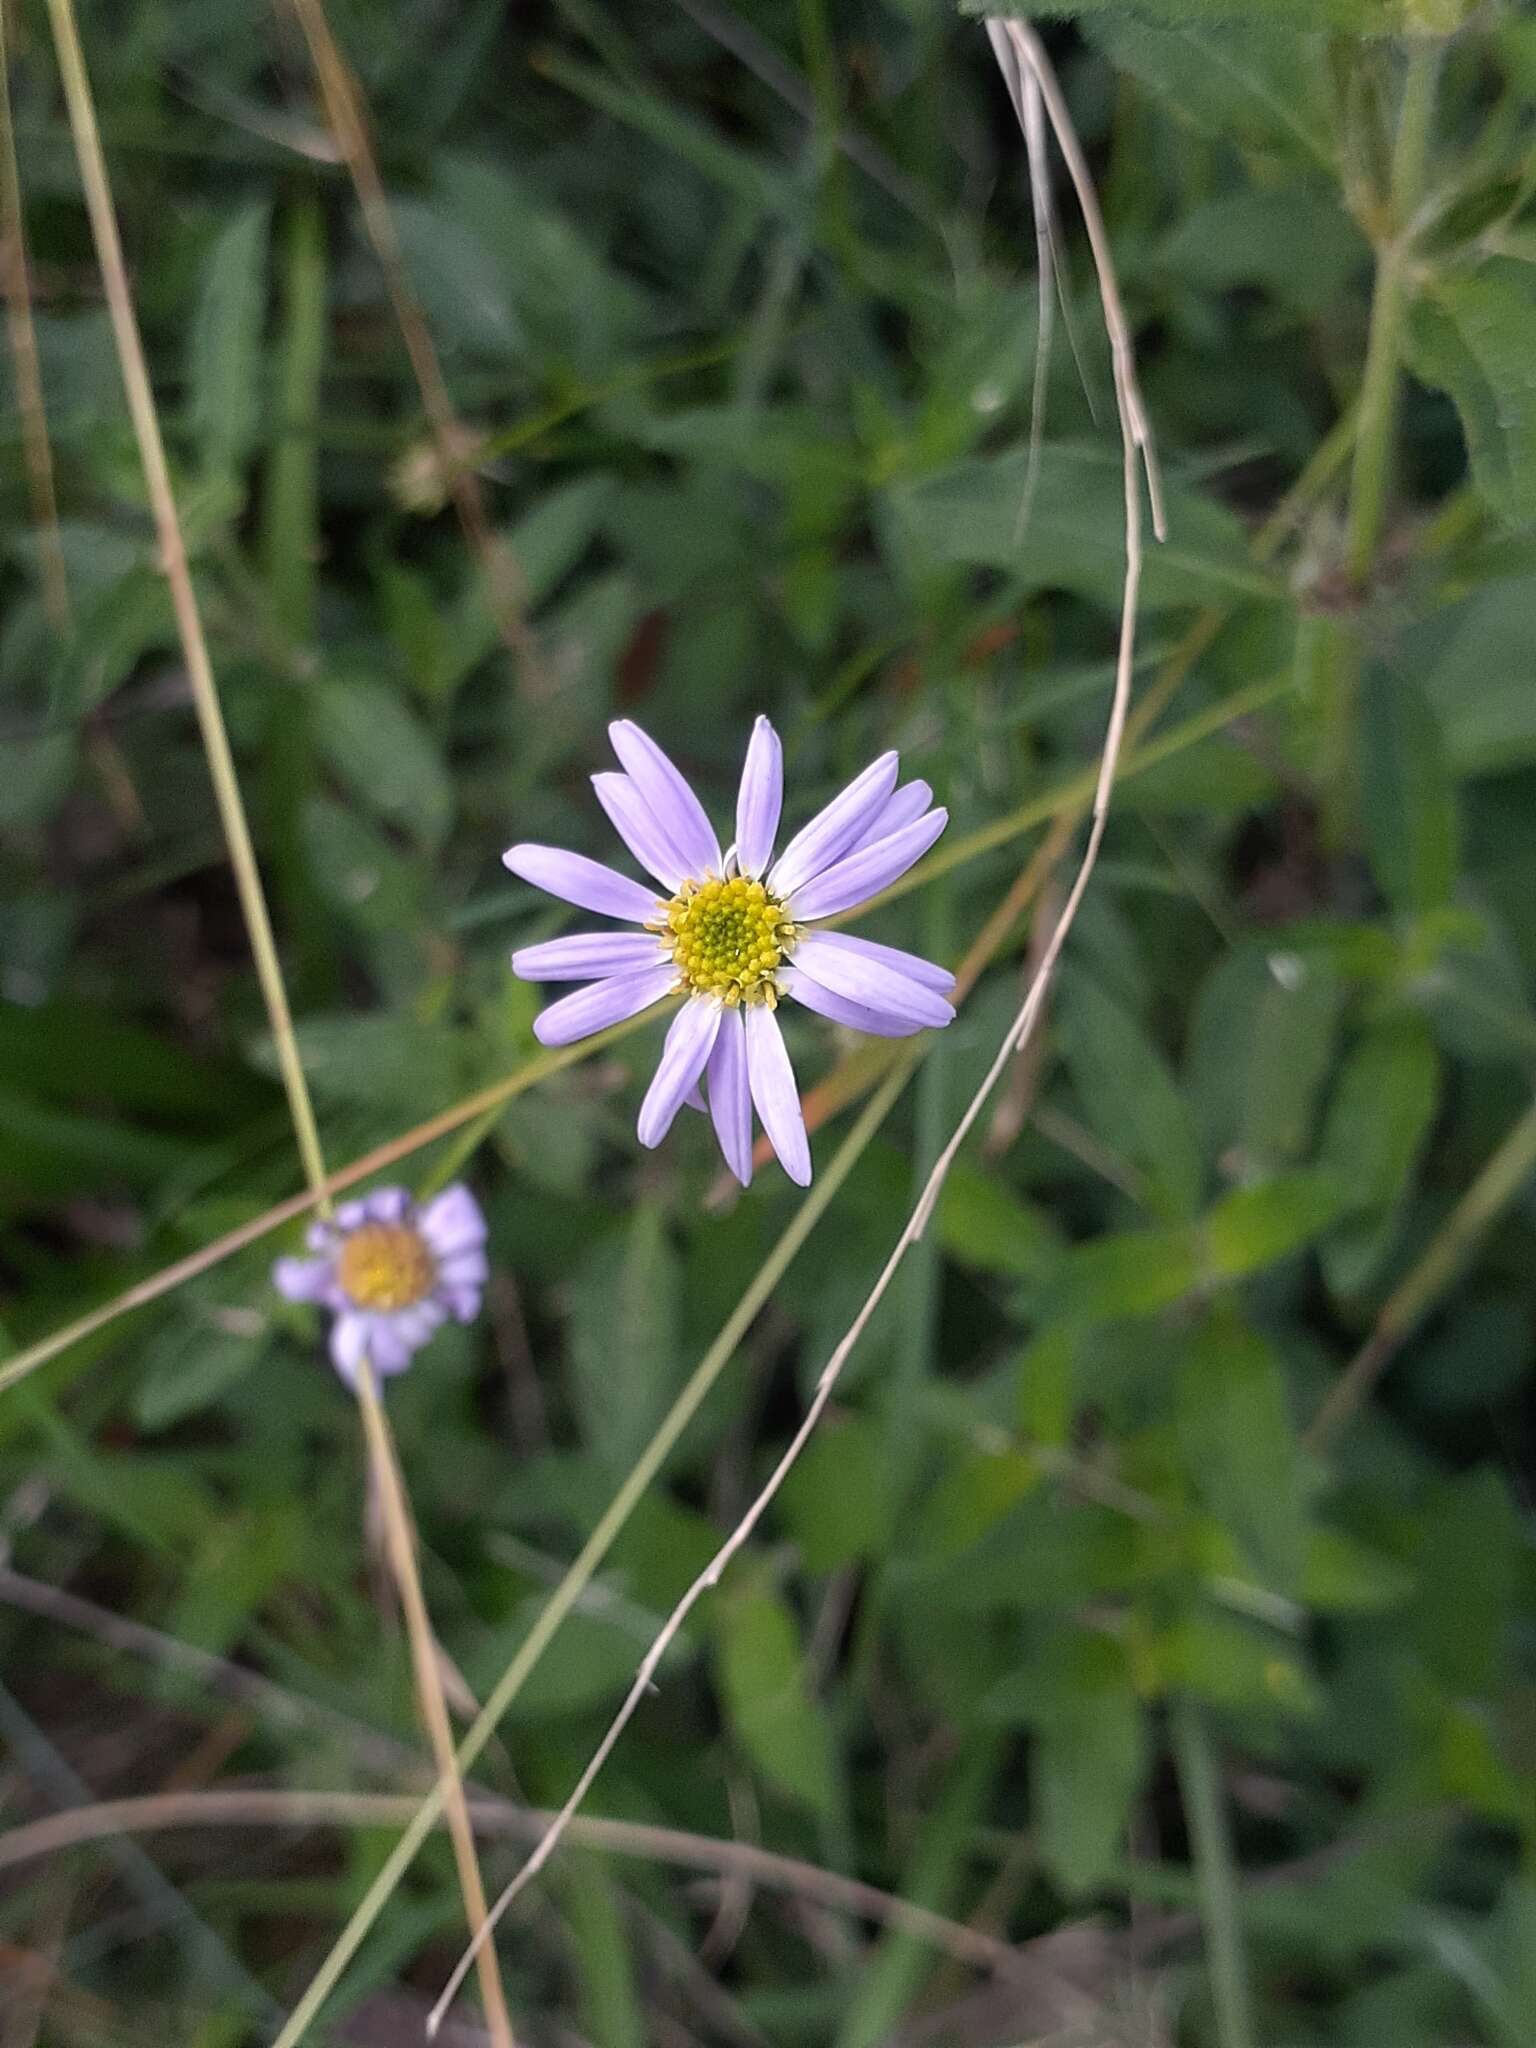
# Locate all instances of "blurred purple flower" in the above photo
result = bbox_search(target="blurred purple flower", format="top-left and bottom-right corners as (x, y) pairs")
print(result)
(273, 1184), (487, 1386)
(506, 718), (954, 1188)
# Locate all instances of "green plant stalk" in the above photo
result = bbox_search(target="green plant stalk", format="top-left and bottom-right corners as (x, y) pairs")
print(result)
(269, 1058), (918, 2048)
(1326, 42), (1440, 839)
(1307, 1094), (1536, 1450)
(1172, 1698), (1258, 2048)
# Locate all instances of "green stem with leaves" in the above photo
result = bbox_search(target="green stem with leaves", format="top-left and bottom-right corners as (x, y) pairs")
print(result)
(1173, 1698), (1257, 2048)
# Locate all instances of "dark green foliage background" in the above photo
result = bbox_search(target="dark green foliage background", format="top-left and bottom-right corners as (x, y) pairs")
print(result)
(3, 1), (1536, 2042)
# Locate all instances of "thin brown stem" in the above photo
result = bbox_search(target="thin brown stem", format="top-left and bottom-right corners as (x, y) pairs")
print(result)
(0, 0), (69, 631)
(354, 1357), (518, 2048)
(281, 0), (542, 690)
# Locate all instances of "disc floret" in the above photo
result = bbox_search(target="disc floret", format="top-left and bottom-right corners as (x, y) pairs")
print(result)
(664, 874), (795, 1005)
(335, 1222), (438, 1312)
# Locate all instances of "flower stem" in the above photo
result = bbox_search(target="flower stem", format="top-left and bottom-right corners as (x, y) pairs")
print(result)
(1172, 1698), (1257, 2048)
(354, 1357), (519, 2048)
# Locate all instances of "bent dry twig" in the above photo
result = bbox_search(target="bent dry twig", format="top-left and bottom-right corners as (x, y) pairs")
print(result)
(429, 19), (1158, 2030)
(281, 0), (542, 692)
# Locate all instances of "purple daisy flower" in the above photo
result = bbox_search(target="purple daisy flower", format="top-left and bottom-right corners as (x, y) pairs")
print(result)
(506, 718), (955, 1188)
(273, 1184), (488, 1386)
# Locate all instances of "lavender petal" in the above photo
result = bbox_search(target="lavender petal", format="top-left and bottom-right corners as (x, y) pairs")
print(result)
(419, 1185), (487, 1260)
(794, 929), (954, 994)
(513, 932), (667, 983)
(793, 932), (955, 1029)
(784, 808), (948, 922)
(780, 965), (923, 1038)
(637, 996), (722, 1149)
(330, 1311), (371, 1387)
(363, 1186), (412, 1223)
(744, 1003), (811, 1186)
(504, 843), (661, 924)
(845, 778), (932, 857)
(768, 751), (900, 898)
(592, 773), (693, 892)
(273, 1254), (333, 1304)
(734, 716), (783, 879)
(609, 721), (721, 878)
(706, 1002), (753, 1185)
(533, 963), (679, 1047)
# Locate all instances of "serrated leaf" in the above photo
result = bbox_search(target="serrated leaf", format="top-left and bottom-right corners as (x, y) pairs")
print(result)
(716, 1583), (837, 1816)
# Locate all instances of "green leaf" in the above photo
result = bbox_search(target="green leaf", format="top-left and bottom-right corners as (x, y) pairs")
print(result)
(1078, 14), (1338, 160)
(186, 200), (270, 487)
(1320, 1018), (1440, 1296)
(912, 1444), (1040, 1560)
(989, 1632), (1145, 1896)
(1422, 577), (1536, 774)
(934, 1161), (1061, 1280)
(1202, 1170), (1344, 1278)
(884, 444), (1274, 612)
(1177, 1318), (1306, 1591)
(778, 1412), (896, 1570)
(1045, 1226), (1201, 1322)
(313, 676), (454, 848)
(1186, 947), (1344, 1173)
(135, 1308), (270, 1431)
(715, 1582), (837, 1816)
(1058, 972), (1205, 1220)
(1360, 672), (1459, 913)
(1302, 1527), (1415, 1612)
(565, 1206), (681, 1477)
(1409, 261), (1536, 529)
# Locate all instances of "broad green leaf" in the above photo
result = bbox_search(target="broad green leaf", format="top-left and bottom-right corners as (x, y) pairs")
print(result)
(934, 1161), (1062, 1279)
(256, 1013), (467, 1114)
(989, 1632), (1145, 1895)
(46, 566), (173, 721)
(1409, 262), (1536, 529)
(1422, 577), (1536, 774)
(1302, 1527), (1415, 1612)
(565, 1206), (681, 1477)
(1202, 1170), (1344, 1278)
(135, 1309), (270, 1431)
(1159, 188), (1367, 314)
(186, 200), (270, 487)
(715, 1582), (837, 1816)
(912, 1444), (1040, 1559)
(313, 676), (453, 848)
(1058, 972), (1204, 1220)
(1177, 1319), (1306, 1591)
(1044, 1225), (1201, 1322)
(884, 444), (1274, 612)
(1186, 947), (1343, 1173)
(778, 1412), (896, 1569)
(1083, 15), (1337, 160)
(1153, 1607), (1320, 1716)
(1320, 1018), (1440, 1296)
(1360, 672), (1459, 913)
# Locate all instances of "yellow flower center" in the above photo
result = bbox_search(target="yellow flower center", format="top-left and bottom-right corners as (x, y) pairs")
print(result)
(664, 875), (795, 1004)
(336, 1223), (437, 1312)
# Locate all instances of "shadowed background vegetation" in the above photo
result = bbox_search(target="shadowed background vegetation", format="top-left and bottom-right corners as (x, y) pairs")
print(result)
(3, 0), (1536, 2043)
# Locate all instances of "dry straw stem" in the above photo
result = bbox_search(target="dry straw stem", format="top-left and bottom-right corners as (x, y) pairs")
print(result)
(354, 1355), (518, 2048)
(281, 0), (541, 690)
(430, 20), (1158, 2028)
(0, 3), (70, 630)
(43, 4), (513, 2027)
(43, 0), (329, 1212)
(0, 1791), (1025, 1979)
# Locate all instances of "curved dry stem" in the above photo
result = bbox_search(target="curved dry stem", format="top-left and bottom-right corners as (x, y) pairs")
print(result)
(429, 22), (1156, 2030)
(282, 0), (541, 691)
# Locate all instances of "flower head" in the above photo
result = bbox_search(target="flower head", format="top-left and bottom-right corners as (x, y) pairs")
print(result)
(506, 718), (955, 1188)
(273, 1184), (488, 1386)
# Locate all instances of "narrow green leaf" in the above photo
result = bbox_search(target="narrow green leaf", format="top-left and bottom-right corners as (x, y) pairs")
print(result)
(1178, 1318), (1306, 1591)
(715, 1581), (837, 1816)
(1059, 972), (1205, 1220)
(186, 200), (270, 488)
(1360, 672), (1459, 913)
